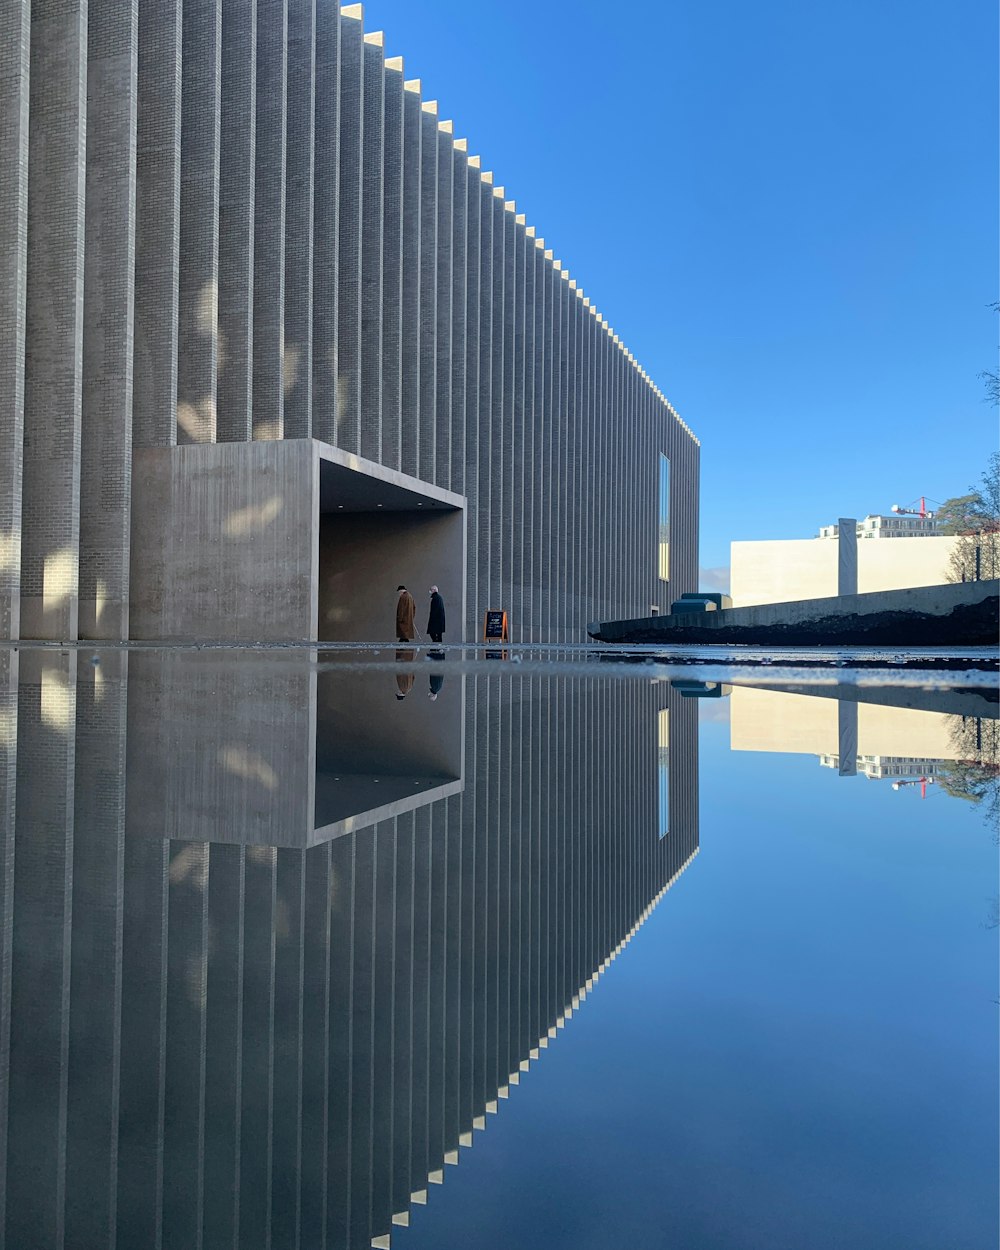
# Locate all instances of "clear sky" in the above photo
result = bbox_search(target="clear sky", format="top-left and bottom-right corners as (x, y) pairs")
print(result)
(364, 0), (998, 577)
(396, 702), (999, 1249)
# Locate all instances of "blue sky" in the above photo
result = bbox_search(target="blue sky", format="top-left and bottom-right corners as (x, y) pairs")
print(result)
(365, 0), (998, 574)
(396, 705), (999, 1250)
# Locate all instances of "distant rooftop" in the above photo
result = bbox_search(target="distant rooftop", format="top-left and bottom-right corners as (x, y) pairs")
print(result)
(818, 514), (939, 540)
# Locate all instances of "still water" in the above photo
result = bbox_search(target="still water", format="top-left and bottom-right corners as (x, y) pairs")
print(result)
(1, 646), (996, 1249)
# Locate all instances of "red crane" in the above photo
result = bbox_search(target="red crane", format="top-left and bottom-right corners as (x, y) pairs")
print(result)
(891, 497), (940, 519)
(891, 776), (935, 799)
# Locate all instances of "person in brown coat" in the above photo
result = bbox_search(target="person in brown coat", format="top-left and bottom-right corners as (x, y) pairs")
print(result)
(396, 585), (416, 642)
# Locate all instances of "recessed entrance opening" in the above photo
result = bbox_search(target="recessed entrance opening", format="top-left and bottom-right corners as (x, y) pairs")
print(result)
(317, 451), (465, 643)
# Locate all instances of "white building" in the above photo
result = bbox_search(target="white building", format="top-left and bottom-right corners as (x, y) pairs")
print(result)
(731, 512), (957, 607)
(818, 514), (938, 540)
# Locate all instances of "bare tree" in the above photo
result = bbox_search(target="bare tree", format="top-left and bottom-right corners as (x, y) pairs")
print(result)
(945, 452), (1000, 582)
(938, 713), (1000, 838)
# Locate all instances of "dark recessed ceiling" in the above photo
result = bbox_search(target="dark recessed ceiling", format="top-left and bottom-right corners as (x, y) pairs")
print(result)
(318, 459), (459, 513)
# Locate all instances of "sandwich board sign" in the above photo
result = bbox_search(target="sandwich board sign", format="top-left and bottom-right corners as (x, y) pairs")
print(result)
(483, 609), (509, 658)
(483, 610), (508, 643)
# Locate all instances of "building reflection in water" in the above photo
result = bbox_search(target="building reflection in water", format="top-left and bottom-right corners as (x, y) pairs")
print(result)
(729, 680), (999, 795)
(0, 650), (698, 1249)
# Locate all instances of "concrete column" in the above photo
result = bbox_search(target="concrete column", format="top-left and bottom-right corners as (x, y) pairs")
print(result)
(0, 1), (29, 640)
(540, 253), (555, 638)
(488, 190), (505, 608)
(325, 832), (353, 1245)
(838, 516), (858, 597)
(457, 787), (476, 1141)
(409, 804), (431, 1190)
(476, 174), (493, 619)
(335, 6), (363, 453)
(435, 121), (454, 489)
(450, 141), (468, 499)
(0, 650), (18, 1234)
(500, 204), (515, 621)
(510, 218), (527, 638)
(418, 101), (438, 483)
(461, 155), (481, 632)
(217, 0), (257, 444)
(238, 845), (277, 1247)
(425, 809), (446, 1173)
(162, 841), (210, 1250)
(360, 32), (384, 461)
(202, 842), (245, 1247)
(400, 78), (422, 477)
(550, 261), (564, 638)
(8, 651), (77, 1248)
(133, 0), (181, 452)
(177, 0), (222, 445)
(271, 849), (305, 1247)
(21, 1), (87, 641)
(530, 239), (545, 641)
(370, 822), (397, 1237)
(311, 0), (339, 445)
(65, 653), (128, 1246)
(838, 698), (858, 777)
(441, 796), (462, 1158)
(390, 814), (415, 1214)
(117, 834), (169, 1247)
(299, 842), (332, 1247)
(345, 829), (374, 1237)
(252, 0), (286, 441)
(283, 0), (316, 439)
(381, 57), (404, 469)
(80, 2), (139, 642)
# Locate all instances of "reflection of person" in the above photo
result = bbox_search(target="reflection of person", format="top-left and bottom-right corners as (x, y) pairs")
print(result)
(396, 585), (416, 642)
(427, 586), (446, 643)
(428, 671), (444, 701)
(395, 647), (416, 699)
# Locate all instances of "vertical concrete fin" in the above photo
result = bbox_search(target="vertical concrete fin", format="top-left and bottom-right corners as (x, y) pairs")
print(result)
(177, 0), (223, 445)
(312, 0), (340, 444)
(134, 0), (181, 453)
(21, 0), (87, 641)
(399, 65), (421, 474)
(417, 96), (438, 480)
(336, 4), (364, 451)
(838, 517), (858, 597)
(217, 0), (257, 445)
(360, 22), (385, 460)
(0, 0), (30, 640)
(435, 112), (454, 488)
(381, 37), (404, 468)
(253, 0), (287, 440)
(284, 0), (317, 439)
(80, 0), (140, 642)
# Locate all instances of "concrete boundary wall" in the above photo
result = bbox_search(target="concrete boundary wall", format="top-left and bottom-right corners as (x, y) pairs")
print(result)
(7, 5), (699, 643)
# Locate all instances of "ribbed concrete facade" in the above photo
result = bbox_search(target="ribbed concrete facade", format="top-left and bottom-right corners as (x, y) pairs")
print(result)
(0, 656), (699, 1248)
(1, 1), (699, 644)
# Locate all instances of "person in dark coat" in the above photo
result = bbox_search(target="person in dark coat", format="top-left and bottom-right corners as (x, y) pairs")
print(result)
(396, 585), (416, 642)
(427, 585), (446, 643)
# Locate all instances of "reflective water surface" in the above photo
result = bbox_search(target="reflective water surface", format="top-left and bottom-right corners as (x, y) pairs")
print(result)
(1, 647), (996, 1249)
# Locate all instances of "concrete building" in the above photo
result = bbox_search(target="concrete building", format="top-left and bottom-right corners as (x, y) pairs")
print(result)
(0, 652), (698, 1247)
(1, 1), (699, 645)
(819, 514), (939, 539)
(731, 518), (957, 607)
(728, 684), (989, 780)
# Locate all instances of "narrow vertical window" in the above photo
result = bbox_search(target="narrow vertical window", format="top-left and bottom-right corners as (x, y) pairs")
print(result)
(658, 454), (670, 581)
(658, 709), (669, 838)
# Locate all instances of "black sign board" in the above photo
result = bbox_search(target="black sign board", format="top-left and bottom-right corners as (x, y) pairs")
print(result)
(483, 610), (508, 642)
